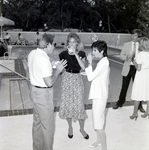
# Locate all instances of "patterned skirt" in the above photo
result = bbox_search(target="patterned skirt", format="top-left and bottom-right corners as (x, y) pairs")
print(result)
(59, 71), (88, 122)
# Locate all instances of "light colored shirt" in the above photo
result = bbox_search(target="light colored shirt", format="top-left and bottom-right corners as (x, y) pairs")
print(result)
(130, 41), (139, 65)
(36, 34), (41, 40)
(136, 51), (149, 69)
(85, 57), (110, 100)
(28, 48), (53, 87)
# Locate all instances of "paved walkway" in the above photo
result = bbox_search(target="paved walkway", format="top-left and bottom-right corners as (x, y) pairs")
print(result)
(0, 107), (149, 150)
(0, 47), (149, 150)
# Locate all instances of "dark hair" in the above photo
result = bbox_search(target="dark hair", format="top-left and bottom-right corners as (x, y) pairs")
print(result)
(91, 40), (108, 57)
(131, 29), (142, 37)
(39, 33), (55, 48)
(41, 33), (54, 45)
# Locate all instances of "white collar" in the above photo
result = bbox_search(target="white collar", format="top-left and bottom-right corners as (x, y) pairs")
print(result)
(37, 48), (49, 59)
(132, 41), (138, 44)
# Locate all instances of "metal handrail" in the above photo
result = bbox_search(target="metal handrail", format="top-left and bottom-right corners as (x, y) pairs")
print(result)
(3, 52), (9, 60)
(0, 62), (30, 81)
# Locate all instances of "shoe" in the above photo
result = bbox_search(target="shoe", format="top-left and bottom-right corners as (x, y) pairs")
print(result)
(139, 107), (145, 113)
(88, 143), (101, 148)
(113, 104), (122, 109)
(130, 115), (138, 121)
(79, 129), (89, 139)
(68, 134), (73, 138)
(68, 127), (73, 139)
(141, 114), (149, 119)
(84, 134), (89, 139)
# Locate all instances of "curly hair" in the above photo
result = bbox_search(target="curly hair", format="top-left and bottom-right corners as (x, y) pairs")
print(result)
(66, 32), (84, 51)
(66, 32), (81, 45)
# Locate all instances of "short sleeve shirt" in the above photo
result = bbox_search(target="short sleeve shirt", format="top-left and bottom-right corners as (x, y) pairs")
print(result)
(59, 50), (86, 71)
(136, 51), (149, 69)
(28, 48), (53, 87)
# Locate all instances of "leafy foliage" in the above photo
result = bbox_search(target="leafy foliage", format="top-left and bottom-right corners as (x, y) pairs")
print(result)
(1, 0), (147, 34)
(137, 0), (149, 37)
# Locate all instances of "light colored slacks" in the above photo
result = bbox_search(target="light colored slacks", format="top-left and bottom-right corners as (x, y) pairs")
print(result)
(31, 86), (55, 150)
(92, 98), (107, 130)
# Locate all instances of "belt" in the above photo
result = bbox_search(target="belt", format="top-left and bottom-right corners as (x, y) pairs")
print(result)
(130, 65), (135, 67)
(66, 69), (80, 73)
(34, 85), (53, 88)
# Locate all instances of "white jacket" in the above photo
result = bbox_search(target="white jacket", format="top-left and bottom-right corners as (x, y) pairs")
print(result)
(85, 57), (110, 100)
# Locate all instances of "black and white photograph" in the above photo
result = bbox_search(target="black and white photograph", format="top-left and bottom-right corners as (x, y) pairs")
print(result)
(0, 0), (149, 150)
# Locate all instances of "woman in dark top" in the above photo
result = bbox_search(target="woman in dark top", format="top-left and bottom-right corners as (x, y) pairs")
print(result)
(59, 32), (89, 139)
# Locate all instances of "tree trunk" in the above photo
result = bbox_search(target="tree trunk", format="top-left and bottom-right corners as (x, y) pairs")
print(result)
(0, 0), (3, 14)
(107, 15), (111, 33)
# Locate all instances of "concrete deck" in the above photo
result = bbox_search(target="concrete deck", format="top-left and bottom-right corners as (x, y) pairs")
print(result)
(0, 47), (149, 150)
(0, 107), (149, 150)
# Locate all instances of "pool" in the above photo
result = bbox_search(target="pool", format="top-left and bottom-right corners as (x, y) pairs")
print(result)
(0, 60), (15, 73)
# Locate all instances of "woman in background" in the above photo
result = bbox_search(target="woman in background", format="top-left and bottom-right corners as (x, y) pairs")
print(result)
(130, 37), (149, 120)
(16, 33), (28, 45)
(59, 32), (89, 139)
(85, 40), (110, 150)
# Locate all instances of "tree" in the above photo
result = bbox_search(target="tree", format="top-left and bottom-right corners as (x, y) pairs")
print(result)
(3, 0), (53, 31)
(107, 0), (141, 33)
(1, 0), (145, 33)
(137, 0), (149, 37)
(45, 0), (92, 31)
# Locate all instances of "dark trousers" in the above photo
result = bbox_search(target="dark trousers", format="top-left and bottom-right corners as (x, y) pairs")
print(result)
(117, 65), (142, 108)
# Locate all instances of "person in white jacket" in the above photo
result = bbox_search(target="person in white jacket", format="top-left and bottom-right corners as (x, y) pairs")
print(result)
(85, 40), (110, 150)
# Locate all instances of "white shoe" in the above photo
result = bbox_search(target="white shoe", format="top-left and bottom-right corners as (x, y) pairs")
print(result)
(88, 143), (101, 148)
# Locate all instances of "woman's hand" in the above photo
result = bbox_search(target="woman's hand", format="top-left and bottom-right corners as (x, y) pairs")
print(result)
(87, 53), (93, 65)
(67, 45), (75, 54)
(133, 58), (137, 65)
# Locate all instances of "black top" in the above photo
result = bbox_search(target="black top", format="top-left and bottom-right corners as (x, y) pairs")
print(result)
(0, 44), (7, 57)
(59, 50), (86, 72)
